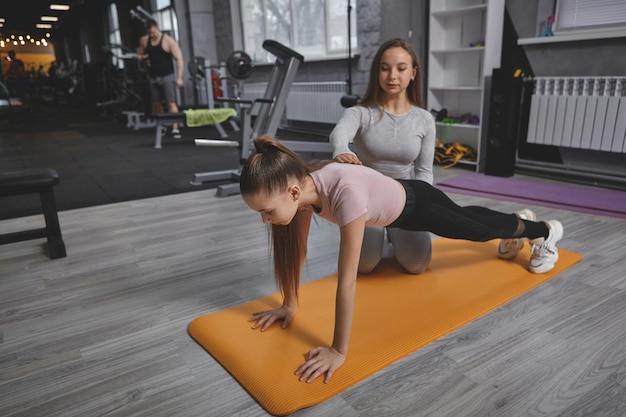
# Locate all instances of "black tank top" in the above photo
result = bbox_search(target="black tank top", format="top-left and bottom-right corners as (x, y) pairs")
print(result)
(146, 34), (174, 77)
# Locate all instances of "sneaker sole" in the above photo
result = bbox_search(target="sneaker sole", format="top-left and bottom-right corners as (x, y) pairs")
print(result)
(529, 252), (559, 273)
(497, 240), (524, 260)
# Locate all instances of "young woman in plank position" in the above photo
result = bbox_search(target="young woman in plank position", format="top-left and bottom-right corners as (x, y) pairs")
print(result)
(242, 135), (563, 384)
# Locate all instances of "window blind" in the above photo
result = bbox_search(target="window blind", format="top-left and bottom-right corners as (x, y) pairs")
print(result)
(557, 0), (626, 30)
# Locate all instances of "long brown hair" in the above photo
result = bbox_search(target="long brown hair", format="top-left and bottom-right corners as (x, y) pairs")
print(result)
(240, 135), (314, 301)
(360, 38), (423, 109)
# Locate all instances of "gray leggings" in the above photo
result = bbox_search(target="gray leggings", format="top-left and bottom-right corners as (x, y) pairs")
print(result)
(358, 226), (432, 274)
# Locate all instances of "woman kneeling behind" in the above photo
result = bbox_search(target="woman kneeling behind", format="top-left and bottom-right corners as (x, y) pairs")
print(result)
(242, 135), (563, 385)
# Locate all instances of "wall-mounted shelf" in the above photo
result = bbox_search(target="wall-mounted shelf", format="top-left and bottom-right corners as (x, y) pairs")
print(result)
(457, 159), (478, 167)
(431, 47), (485, 54)
(518, 29), (626, 45)
(436, 122), (480, 129)
(430, 86), (482, 91)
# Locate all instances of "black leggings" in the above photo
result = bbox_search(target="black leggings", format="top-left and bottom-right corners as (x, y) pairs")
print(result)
(388, 180), (548, 242)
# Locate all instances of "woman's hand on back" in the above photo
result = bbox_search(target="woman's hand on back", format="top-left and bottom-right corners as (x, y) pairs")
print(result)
(334, 153), (362, 165)
(248, 304), (296, 331)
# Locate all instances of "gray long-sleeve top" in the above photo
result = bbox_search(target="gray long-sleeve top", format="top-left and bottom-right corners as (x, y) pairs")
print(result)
(330, 105), (436, 184)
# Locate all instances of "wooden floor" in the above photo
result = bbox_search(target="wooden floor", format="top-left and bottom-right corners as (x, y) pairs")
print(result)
(1, 168), (626, 417)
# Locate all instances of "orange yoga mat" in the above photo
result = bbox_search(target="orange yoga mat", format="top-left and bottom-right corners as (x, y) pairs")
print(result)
(189, 239), (582, 415)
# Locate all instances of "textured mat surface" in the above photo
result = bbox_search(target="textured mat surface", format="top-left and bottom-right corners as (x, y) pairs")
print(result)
(189, 239), (582, 415)
(437, 172), (626, 219)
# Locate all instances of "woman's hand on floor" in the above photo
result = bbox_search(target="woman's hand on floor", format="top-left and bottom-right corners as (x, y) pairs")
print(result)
(334, 153), (362, 165)
(248, 305), (296, 331)
(295, 346), (346, 384)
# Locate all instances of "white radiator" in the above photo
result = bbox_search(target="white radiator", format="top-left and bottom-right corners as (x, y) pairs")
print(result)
(527, 77), (626, 153)
(242, 81), (347, 124)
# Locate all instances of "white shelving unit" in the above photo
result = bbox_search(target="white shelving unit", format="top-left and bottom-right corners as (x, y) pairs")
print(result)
(427, 0), (504, 169)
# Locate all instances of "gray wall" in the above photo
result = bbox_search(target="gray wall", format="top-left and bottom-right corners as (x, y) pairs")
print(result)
(213, 1), (235, 64)
(171, 0), (219, 105)
(380, 0), (428, 101)
(507, 0), (626, 76)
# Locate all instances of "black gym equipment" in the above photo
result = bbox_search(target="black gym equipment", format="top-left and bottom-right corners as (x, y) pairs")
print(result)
(189, 50), (254, 109)
(340, 0), (360, 108)
(0, 169), (67, 259)
(0, 80), (24, 120)
(151, 49), (257, 149)
(191, 39), (331, 196)
(483, 10), (534, 177)
(95, 44), (148, 114)
(226, 51), (254, 80)
(188, 57), (209, 107)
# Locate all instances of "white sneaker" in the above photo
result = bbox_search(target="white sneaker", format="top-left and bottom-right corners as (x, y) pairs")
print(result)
(171, 128), (182, 139)
(498, 208), (537, 260)
(529, 220), (563, 273)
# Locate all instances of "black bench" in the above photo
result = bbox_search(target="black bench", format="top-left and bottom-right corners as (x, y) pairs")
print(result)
(0, 168), (67, 259)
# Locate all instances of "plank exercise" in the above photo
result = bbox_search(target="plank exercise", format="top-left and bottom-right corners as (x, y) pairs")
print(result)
(241, 135), (564, 384)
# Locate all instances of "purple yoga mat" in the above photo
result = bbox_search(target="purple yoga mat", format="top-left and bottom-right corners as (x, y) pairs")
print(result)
(437, 172), (626, 219)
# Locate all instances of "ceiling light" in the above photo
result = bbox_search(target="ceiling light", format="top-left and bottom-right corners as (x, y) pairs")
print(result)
(13, 41), (18, 45)
(50, 4), (70, 11)
(0, 18), (5, 23)
(0, 23), (4, 28)
(36, 24), (52, 29)
(26, 35), (31, 39)
(41, 16), (59, 22)
(0, 41), (4, 48)
(46, 33), (51, 38)
(30, 38), (35, 43)
(36, 41), (41, 45)
(20, 40), (25, 45)
(11, 35), (15, 39)
(18, 36), (23, 40)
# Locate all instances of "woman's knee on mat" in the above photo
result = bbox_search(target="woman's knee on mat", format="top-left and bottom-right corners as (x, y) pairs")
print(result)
(358, 227), (385, 273)
(388, 229), (432, 274)
(395, 245), (432, 274)
(358, 237), (383, 273)
(358, 256), (382, 274)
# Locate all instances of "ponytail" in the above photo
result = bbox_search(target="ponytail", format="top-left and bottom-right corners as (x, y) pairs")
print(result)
(241, 135), (312, 301)
(241, 135), (309, 196)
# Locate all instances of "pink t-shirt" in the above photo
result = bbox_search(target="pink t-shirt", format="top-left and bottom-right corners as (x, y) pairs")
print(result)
(309, 162), (406, 227)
